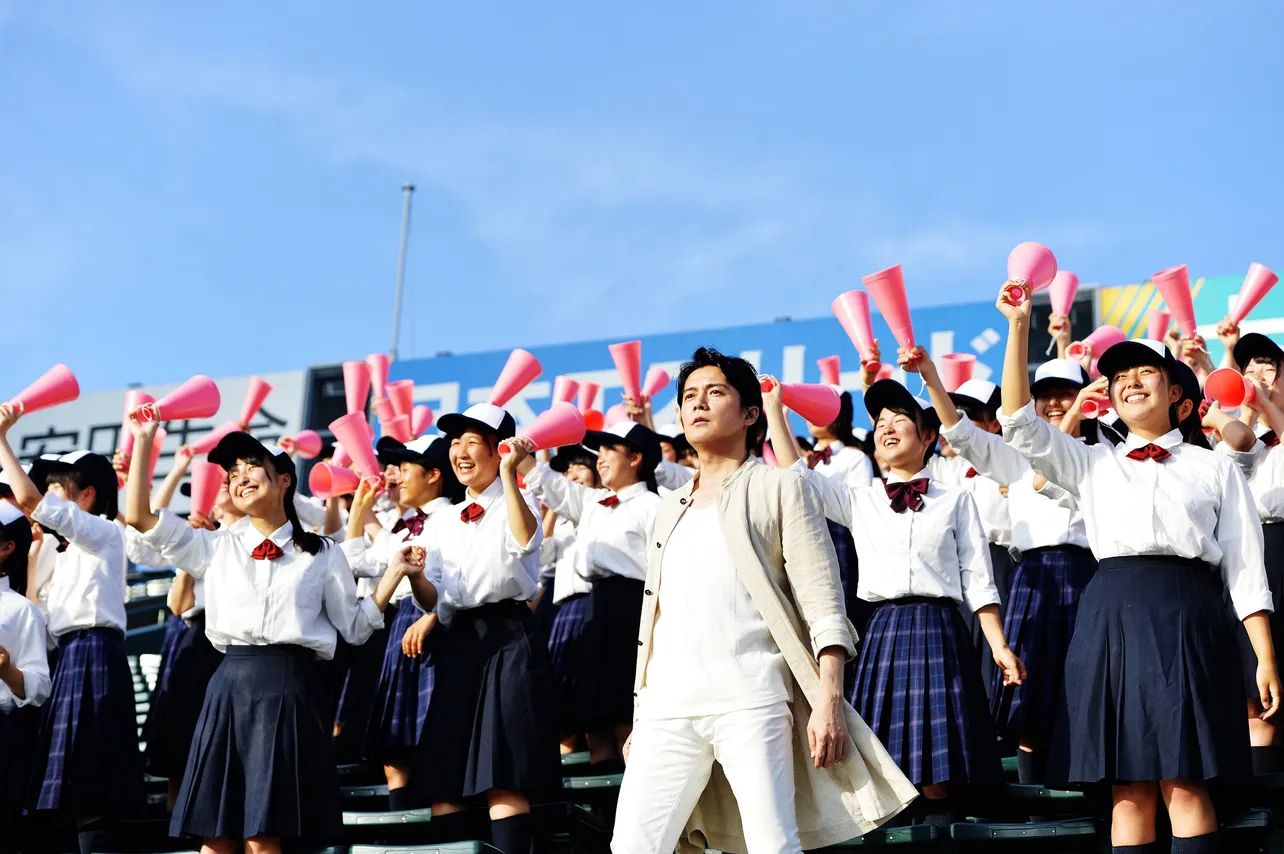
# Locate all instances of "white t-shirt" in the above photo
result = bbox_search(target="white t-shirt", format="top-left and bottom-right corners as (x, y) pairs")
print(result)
(639, 505), (790, 719)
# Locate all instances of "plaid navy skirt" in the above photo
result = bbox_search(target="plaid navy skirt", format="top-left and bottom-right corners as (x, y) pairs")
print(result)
(1048, 557), (1251, 786)
(852, 597), (1003, 787)
(991, 545), (1097, 739)
(363, 597), (435, 759)
(29, 627), (143, 815)
(547, 592), (589, 735)
(171, 644), (341, 843)
(1239, 523), (1284, 701)
(144, 614), (223, 778)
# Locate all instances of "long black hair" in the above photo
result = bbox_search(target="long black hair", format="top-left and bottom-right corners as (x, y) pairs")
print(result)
(0, 514), (32, 592)
(827, 392), (859, 446)
(235, 451), (329, 556)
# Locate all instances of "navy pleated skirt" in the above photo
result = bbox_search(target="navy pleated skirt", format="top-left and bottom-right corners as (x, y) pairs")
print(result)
(1048, 556), (1251, 787)
(335, 624), (390, 728)
(547, 592), (589, 735)
(414, 600), (560, 803)
(170, 644), (341, 843)
(576, 576), (643, 730)
(141, 613), (189, 757)
(144, 614), (224, 778)
(1, 705), (40, 813)
(852, 597), (1003, 787)
(991, 545), (1098, 739)
(1239, 523), (1284, 702)
(30, 627), (143, 815)
(363, 597), (435, 759)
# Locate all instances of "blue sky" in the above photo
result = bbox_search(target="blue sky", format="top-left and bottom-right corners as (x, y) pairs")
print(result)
(2, 1), (1280, 391)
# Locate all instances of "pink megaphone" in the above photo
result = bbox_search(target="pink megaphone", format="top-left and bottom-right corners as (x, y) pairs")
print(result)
(875, 364), (895, 381)
(578, 382), (601, 413)
(331, 443), (351, 469)
(861, 265), (915, 350)
(239, 377), (273, 427)
(552, 376), (580, 405)
(343, 361), (371, 415)
(329, 413), (382, 478)
(817, 355), (841, 387)
(138, 375), (221, 423)
(760, 378), (842, 427)
(186, 421), (243, 456)
(188, 461), (226, 517)
(1146, 310), (1172, 342)
(832, 290), (879, 366)
(146, 428), (167, 487)
(1049, 270), (1079, 317)
(1081, 398), (1111, 419)
(309, 463), (362, 500)
(386, 380), (415, 418)
(500, 402), (587, 456)
(8, 364), (80, 416)
(938, 353), (976, 392)
(609, 340), (643, 401)
(412, 405), (434, 436)
(1231, 262), (1280, 325)
(642, 366), (670, 399)
(382, 414), (413, 442)
(1067, 326), (1127, 362)
(488, 348), (543, 407)
(604, 403), (628, 427)
(281, 429), (323, 459)
(1152, 265), (1197, 337)
(366, 354), (391, 400)
(583, 409), (605, 431)
(762, 440), (779, 467)
(1205, 368), (1252, 409)
(118, 390), (156, 461)
(373, 397), (396, 425)
(1003, 242), (1058, 306)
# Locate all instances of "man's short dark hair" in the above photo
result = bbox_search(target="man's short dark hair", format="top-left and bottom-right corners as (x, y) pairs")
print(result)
(676, 347), (765, 455)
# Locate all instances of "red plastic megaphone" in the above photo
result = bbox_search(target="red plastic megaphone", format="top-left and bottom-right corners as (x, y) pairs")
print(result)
(1205, 369), (1255, 409)
(760, 378), (842, 426)
(1081, 398), (1111, 419)
(309, 463), (362, 499)
(582, 409), (605, 431)
(500, 402), (587, 456)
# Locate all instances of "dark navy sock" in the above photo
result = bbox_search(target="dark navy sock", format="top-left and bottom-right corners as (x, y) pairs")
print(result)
(1170, 831), (1219, 853)
(1016, 749), (1049, 785)
(387, 785), (415, 811)
(1252, 745), (1284, 775)
(1112, 843), (1161, 854)
(491, 813), (533, 854)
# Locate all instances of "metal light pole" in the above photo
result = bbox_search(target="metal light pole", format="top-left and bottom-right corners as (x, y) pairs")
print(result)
(389, 183), (415, 361)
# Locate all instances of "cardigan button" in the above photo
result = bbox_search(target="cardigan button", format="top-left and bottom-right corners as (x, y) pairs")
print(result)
(637, 640), (643, 646)
(655, 542), (661, 548)
(644, 589), (652, 596)
(679, 498), (687, 505)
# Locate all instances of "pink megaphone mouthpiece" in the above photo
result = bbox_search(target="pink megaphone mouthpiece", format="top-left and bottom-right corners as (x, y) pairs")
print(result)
(285, 430), (323, 459)
(187, 421), (243, 457)
(309, 463), (362, 500)
(343, 361), (371, 415)
(329, 413), (382, 478)
(488, 348), (543, 407)
(383, 415), (413, 443)
(1204, 368), (1250, 409)
(938, 353), (977, 393)
(609, 341), (643, 402)
(1146, 310), (1172, 342)
(412, 405), (434, 437)
(642, 366), (670, 399)
(817, 356), (841, 387)
(138, 375), (221, 423)
(500, 402), (587, 456)
(1231, 262), (1280, 326)
(1004, 242), (1058, 306)
(118, 390), (155, 460)
(189, 461), (227, 517)
(552, 376), (580, 405)
(578, 382), (601, 414)
(1049, 270), (1079, 317)
(582, 409), (605, 431)
(604, 403), (628, 427)
(1152, 265), (1197, 338)
(366, 354), (391, 400)
(1081, 398), (1111, 419)
(832, 290), (878, 362)
(1067, 326), (1127, 362)
(861, 265), (915, 350)
(761, 379), (842, 427)
(386, 380), (415, 418)
(239, 376), (273, 427)
(8, 364), (80, 416)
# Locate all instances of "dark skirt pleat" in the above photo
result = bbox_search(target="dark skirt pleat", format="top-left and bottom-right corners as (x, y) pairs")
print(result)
(575, 576), (643, 730)
(1240, 523), (1284, 701)
(140, 614), (188, 754)
(170, 645), (341, 843)
(335, 624), (390, 727)
(547, 593), (589, 735)
(1049, 557), (1251, 787)
(30, 628), (143, 815)
(991, 546), (1098, 738)
(145, 615), (224, 778)
(1, 705), (41, 812)
(363, 598), (435, 759)
(414, 601), (560, 803)
(852, 597), (1003, 787)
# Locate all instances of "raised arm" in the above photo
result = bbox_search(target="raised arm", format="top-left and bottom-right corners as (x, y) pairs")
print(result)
(498, 443), (540, 550)
(124, 418), (162, 533)
(0, 405), (43, 513)
(760, 378), (805, 470)
(520, 459), (590, 523)
(787, 460), (854, 528)
(151, 447), (193, 511)
(1206, 402), (1257, 452)
(998, 283), (1034, 417)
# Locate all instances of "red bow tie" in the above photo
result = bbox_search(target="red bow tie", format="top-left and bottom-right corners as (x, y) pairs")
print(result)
(965, 467), (978, 479)
(884, 478), (929, 513)
(813, 446), (833, 466)
(1262, 431), (1280, 448)
(460, 503), (485, 523)
(598, 495), (620, 508)
(1126, 443), (1173, 463)
(251, 539), (285, 561)
(392, 509), (429, 536)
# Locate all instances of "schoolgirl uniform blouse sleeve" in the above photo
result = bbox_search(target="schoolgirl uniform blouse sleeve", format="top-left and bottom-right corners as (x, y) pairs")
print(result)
(955, 491), (1001, 613)
(940, 412), (1035, 486)
(138, 509), (221, 579)
(779, 471), (857, 658)
(31, 492), (120, 555)
(1217, 439), (1267, 479)
(124, 524), (168, 568)
(1218, 460), (1274, 620)
(999, 400), (1101, 498)
(524, 461), (591, 524)
(655, 460), (696, 491)
(788, 459), (855, 528)
(319, 545), (385, 644)
(504, 489), (544, 560)
(0, 595), (51, 711)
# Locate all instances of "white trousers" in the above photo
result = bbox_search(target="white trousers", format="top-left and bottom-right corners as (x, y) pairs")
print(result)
(611, 701), (801, 854)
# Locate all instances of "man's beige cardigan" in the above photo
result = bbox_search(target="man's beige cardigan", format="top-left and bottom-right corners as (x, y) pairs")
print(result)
(632, 458), (917, 853)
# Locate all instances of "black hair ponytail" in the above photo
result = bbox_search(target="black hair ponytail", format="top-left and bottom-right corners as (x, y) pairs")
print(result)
(282, 477), (329, 555)
(1171, 402), (1211, 451)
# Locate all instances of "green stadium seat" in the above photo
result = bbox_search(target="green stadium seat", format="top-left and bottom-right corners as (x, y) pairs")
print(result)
(343, 809), (434, 826)
(820, 824), (945, 848)
(950, 817), (1102, 841)
(342, 783), (392, 811)
(341, 808), (435, 847)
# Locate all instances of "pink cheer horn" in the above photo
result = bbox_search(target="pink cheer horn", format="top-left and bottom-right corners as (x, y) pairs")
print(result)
(552, 376), (580, 405)
(1067, 326), (1127, 362)
(188, 461), (227, 517)
(583, 409), (605, 431)
(146, 428), (167, 488)
(412, 405), (434, 437)
(875, 364), (895, 381)
(578, 382), (601, 414)
(861, 264), (915, 350)
(118, 390), (155, 461)
(604, 403), (628, 427)
(488, 348), (543, 407)
(366, 353), (391, 400)
(382, 414), (413, 443)
(500, 402), (587, 456)
(762, 440), (779, 467)
(1049, 270), (1079, 317)
(1231, 262), (1280, 326)
(832, 290), (879, 367)
(309, 463), (362, 500)
(329, 413), (382, 478)
(817, 355), (841, 387)
(282, 429), (323, 460)
(1152, 264), (1197, 338)
(642, 366), (670, 399)
(938, 353), (977, 393)
(1205, 368), (1250, 409)
(138, 375), (221, 423)
(760, 378), (842, 427)
(386, 380), (415, 418)
(1003, 242), (1058, 306)
(1146, 310), (1172, 342)
(343, 361), (371, 415)
(187, 420), (243, 457)
(239, 376), (273, 427)
(8, 364), (80, 416)
(609, 340), (643, 401)
(373, 397), (397, 425)
(1080, 398), (1111, 419)
(331, 443), (352, 469)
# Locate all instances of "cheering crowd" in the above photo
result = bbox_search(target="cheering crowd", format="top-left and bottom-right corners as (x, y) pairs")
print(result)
(0, 262), (1282, 854)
